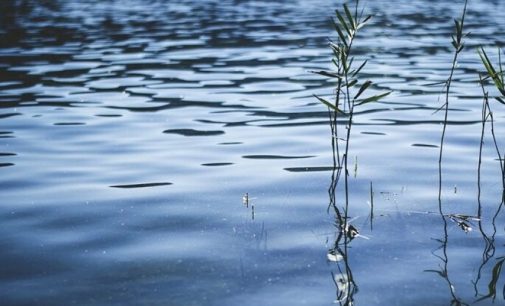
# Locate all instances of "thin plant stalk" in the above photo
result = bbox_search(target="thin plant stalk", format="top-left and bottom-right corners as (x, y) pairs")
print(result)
(430, 2), (469, 305)
(438, 0), (468, 205)
(478, 47), (505, 202)
(313, 0), (390, 226)
(477, 74), (489, 211)
(472, 79), (499, 296)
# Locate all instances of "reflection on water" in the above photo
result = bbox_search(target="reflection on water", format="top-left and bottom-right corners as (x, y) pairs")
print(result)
(1, 0), (505, 305)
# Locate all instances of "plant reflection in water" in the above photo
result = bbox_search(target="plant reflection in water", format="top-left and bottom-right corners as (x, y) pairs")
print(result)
(473, 198), (504, 303)
(326, 162), (366, 305)
(472, 72), (505, 303)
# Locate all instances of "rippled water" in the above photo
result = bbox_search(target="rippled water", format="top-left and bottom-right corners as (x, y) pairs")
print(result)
(1, 0), (505, 305)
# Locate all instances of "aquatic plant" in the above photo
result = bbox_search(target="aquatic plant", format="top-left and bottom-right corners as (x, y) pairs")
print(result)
(438, 0), (468, 197)
(429, 2), (470, 305)
(475, 50), (505, 303)
(313, 0), (390, 223)
(314, 1), (390, 304)
(478, 47), (505, 201)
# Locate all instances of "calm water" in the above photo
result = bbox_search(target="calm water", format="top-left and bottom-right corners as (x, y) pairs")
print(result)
(1, 0), (505, 305)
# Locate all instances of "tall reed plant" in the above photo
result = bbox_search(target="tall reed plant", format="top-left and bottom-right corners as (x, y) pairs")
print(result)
(314, 2), (390, 304)
(478, 47), (505, 202)
(313, 0), (390, 224)
(430, 3), (469, 304)
(438, 0), (468, 200)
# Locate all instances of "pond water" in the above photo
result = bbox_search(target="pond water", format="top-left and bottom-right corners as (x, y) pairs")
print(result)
(1, 0), (505, 305)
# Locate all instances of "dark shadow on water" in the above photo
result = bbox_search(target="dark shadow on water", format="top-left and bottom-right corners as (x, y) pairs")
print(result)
(242, 154), (315, 160)
(284, 166), (339, 173)
(110, 182), (172, 189)
(0, 153), (16, 156)
(411, 143), (439, 148)
(163, 129), (225, 136)
(201, 162), (234, 167)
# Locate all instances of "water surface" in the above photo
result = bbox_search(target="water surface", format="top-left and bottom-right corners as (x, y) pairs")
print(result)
(1, 0), (505, 305)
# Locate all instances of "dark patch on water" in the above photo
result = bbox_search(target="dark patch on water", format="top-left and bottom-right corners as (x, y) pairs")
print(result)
(94, 114), (122, 117)
(0, 153), (16, 156)
(53, 122), (85, 126)
(243, 155), (315, 160)
(163, 129), (225, 136)
(0, 113), (21, 119)
(110, 182), (172, 189)
(201, 162), (234, 166)
(361, 131), (386, 136)
(412, 143), (439, 148)
(284, 166), (339, 172)
(0, 163), (15, 167)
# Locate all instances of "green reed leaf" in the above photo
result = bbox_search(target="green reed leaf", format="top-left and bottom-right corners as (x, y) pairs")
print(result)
(312, 70), (343, 79)
(331, 58), (340, 68)
(313, 94), (345, 114)
(354, 80), (372, 99)
(348, 56), (355, 70)
(499, 48), (504, 84)
(351, 60), (368, 77)
(343, 4), (356, 30)
(479, 48), (505, 95)
(356, 15), (372, 30)
(454, 20), (461, 33)
(341, 51), (349, 73)
(330, 42), (342, 58)
(332, 18), (349, 47)
(336, 10), (352, 36)
(347, 79), (358, 88)
(356, 91), (391, 106)
(332, 58), (341, 69)
(451, 36), (458, 49)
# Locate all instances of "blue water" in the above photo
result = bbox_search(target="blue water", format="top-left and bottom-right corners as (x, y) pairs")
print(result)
(1, 0), (504, 305)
